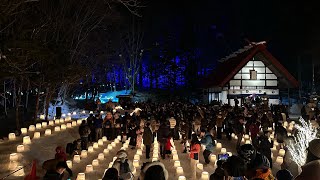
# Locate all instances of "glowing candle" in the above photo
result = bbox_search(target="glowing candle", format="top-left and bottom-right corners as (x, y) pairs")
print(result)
(59, 119), (65, 124)
(55, 119), (60, 124)
(102, 136), (107, 142)
(241, 138), (245, 143)
(123, 143), (129, 149)
(17, 145), (24, 152)
(107, 144), (113, 150)
(72, 121), (77, 126)
(227, 152), (232, 156)
(29, 125), (35, 131)
(36, 123), (42, 129)
(98, 153), (104, 160)
(244, 134), (250, 139)
(178, 176), (186, 180)
(173, 154), (179, 161)
(274, 141), (279, 146)
(174, 161), (181, 167)
(21, 128), (27, 134)
(201, 171), (209, 180)
(216, 143), (222, 149)
(72, 112), (76, 115)
(234, 136), (238, 140)
(45, 129), (51, 136)
(61, 124), (66, 130)
(92, 159), (99, 166)
(134, 154), (140, 161)
(93, 142), (99, 149)
(279, 149), (286, 157)
(73, 155), (80, 163)
(33, 132), (40, 139)
(231, 133), (235, 138)
(23, 136), (31, 144)
(49, 121), (54, 126)
(210, 154), (216, 162)
(77, 173), (85, 180)
(103, 149), (109, 154)
(221, 148), (227, 154)
(197, 163), (204, 170)
(98, 139), (103, 146)
(66, 160), (72, 168)
(133, 160), (139, 168)
(111, 142), (116, 147)
(62, 114), (66, 117)
(82, 110), (86, 114)
(137, 149), (142, 156)
(89, 111), (93, 114)
(8, 133), (16, 140)
(288, 132), (292, 136)
(77, 120), (82, 125)
(10, 153), (18, 161)
(85, 165), (93, 172)
(81, 150), (88, 158)
(66, 123), (72, 128)
(40, 114), (45, 120)
(41, 122), (47, 128)
(176, 167), (184, 175)
(172, 149), (177, 155)
(14, 165), (25, 176)
(152, 157), (158, 162)
(114, 139), (120, 144)
(276, 156), (283, 164)
(88, 146), (94, 153)
(54, 126), (60, 132)
(245, 140), (251, 144)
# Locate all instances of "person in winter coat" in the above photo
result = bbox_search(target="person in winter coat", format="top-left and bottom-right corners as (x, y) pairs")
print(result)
(112, 150), (134, 180)
(157, 122), (170, 159)
(210, 160), (226, 180)
(295, 139), (320, 180)
(55, 146), (67, 161)
(200, 129), (215, 164)
(164, 136), (173, 158)
(94, 114), (104, 141)
(143, 122), (153, 159)
(136, 126), (144, 149)
(168, 116), (177, 139)
(189, 134), (201, 179)
(257, 131), (273, 169)
(139, 161), (169, 180)
(104, 112), (114, 140)
(249, 120), (260, 148)
(79, 120), (91, 150)
(43, 161), (68, 180)
(180, 120), (189, 153)
(216, 111), (224, 139)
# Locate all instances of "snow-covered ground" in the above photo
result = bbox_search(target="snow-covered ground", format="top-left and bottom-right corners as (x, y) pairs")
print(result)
(0, 114), (293, 180)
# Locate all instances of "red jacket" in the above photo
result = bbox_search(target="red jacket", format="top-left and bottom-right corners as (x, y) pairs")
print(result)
(249, 123), (259, 138)
(189, 143), (201, 159)
(165, 138), (172, 151)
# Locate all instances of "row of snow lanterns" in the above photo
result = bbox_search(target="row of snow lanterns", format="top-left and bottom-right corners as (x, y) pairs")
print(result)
(75, 136), (123, 180)
(132, 139), (144, 176)
(170, 140), (186, 180)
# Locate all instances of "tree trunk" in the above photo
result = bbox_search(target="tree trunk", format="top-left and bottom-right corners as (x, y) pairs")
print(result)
(25, 81), (30, 108)
(44, 87), (52, 120)
(34, 89), (40, 122)
(3, 81), (7, 116)
(13, 79), (16, 107)
(15, 82), (22, 130)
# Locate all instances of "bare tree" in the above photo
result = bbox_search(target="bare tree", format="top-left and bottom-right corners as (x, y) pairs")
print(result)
(119, 18), (144, 94)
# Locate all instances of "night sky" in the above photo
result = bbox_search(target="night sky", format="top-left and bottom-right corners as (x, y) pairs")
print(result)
(141, 1), (320, 81)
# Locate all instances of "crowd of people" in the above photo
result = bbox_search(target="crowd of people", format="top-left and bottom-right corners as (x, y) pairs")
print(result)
(41, 100), (320, 180)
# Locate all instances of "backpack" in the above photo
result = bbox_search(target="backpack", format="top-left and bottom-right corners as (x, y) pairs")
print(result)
(119, 159), (130, 175)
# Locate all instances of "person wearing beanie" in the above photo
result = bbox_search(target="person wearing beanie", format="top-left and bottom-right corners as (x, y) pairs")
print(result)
(112, 150), (133, 180)
(295, 139), (320, 180)
(276, 169), (293, 180)
(139, 161), (169, 180)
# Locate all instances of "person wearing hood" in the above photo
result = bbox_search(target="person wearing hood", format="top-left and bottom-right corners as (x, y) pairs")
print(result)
(200, 129), (215, 164)
(295, 139), (320, 180)
(55, 146), (67, 161)
(139, 161), (169, 180)
(112, 150), (133, 180)
(143, 122), (153, 159)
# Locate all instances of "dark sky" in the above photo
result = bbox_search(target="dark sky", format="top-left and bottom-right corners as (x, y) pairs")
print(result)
(140, 1), (320, 79)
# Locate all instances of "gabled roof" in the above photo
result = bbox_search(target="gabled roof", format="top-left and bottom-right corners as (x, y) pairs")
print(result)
(203, 42), (299, 88)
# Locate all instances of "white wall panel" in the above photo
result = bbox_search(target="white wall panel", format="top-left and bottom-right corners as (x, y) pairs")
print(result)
(230, 80), (241, 86)
(266, 80), (278, 86)
(234, 74), (241, 79)
(257, 74), (265, 79)
(266, 74), (277, 79)
(242, 80), (265, 86)
(266, 67), (272, 73)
